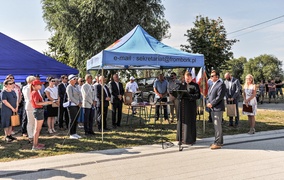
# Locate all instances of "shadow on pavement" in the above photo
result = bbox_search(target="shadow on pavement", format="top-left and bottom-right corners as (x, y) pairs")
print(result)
(90, 147), (141, 155)
(0, 169), (86, 179)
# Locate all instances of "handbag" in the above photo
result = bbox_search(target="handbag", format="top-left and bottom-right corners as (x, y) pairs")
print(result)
(11, 112), (20, 126)
(243, 104), (253, 113)
(52, 102), (59, 108)
(227, 103), (237, 117)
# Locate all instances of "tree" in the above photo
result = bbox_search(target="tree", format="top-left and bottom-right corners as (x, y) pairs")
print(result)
(41, 0), (170, 75)
(181, 16), (238, 73)
(243, 54), (283, 83)
(222, 57), (247, 84)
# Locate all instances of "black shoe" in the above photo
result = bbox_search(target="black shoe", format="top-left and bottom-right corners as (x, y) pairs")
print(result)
(5, 136), (12, 142)
(88, 131), (95, 135)
(112, 125), (117, 129)
(9, 135), (17, 141)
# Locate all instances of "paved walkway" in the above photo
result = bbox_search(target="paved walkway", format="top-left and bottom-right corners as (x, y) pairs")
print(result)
(1, 129), (284, 179)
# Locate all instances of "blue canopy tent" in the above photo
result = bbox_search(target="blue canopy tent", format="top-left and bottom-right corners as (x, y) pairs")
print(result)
(87, 25), (204, 70)
(87, 25), (206, 142)
(0, 32), (78, 82)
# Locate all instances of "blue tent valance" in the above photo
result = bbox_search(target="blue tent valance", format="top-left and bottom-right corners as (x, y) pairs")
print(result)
(87, 25), (204, 70)
(0, 32), (78, 82)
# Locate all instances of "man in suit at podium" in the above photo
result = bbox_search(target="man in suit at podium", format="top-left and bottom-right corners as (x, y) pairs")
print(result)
(206, 70), (226, 150)
(110, 74), (124, 128)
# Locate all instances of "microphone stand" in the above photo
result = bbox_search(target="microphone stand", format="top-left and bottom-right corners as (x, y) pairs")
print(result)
(172, 89), (188, 151)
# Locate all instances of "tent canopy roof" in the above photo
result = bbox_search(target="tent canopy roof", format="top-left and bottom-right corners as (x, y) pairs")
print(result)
(0, 32), (78, 81)
(87, 25), (204, 70)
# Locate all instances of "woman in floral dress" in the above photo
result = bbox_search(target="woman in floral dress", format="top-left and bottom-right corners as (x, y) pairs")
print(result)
(243, 74), (257, 134)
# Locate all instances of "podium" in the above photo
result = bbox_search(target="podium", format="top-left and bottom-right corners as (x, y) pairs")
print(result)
(172, 90), (188, 151)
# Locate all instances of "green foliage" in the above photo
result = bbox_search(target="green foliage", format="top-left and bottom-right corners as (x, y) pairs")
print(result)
(181, 16), (238, 72)
(41, 0), (170, 76)
(243, 54), (283, 83)
(222, 57), (247, 84)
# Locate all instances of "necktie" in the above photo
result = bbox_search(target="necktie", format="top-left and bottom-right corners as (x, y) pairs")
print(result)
(104, 85), (109, 97)
(116, 82), (120, 95)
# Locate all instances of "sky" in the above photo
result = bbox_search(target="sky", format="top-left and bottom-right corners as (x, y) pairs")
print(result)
(1, 0), (284, 64)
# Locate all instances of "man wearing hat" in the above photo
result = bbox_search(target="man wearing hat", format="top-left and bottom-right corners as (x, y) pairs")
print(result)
(125, 76), (139, 114)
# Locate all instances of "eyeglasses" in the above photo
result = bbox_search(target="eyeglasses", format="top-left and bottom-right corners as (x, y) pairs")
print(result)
(9, 77), (14, 80)
(8, 83), (15, 85)
(51, 80), (56, 82)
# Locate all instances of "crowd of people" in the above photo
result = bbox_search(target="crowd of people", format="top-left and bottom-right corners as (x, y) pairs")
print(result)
(258, 76), (283, 104)
(1, 70), (278, 151)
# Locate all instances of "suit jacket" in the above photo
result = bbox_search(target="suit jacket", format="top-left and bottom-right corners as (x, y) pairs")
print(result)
(224, 77), (241, 100)
(97, 84), (111, 107)
(58, 83), (68, 104)
(207, 80), (226, 112)
(81, 83), (95, 108)
(110, 81), (124, 103)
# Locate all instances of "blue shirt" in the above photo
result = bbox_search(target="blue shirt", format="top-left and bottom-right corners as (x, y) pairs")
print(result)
(153, 79), (168, 99)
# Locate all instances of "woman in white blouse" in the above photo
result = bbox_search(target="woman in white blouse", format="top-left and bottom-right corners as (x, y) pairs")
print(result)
(44, 77), (60, 134)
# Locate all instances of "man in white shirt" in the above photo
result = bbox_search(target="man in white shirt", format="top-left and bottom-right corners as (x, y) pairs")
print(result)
(125, 76), (139, 114)
(125, 76), (139, 94)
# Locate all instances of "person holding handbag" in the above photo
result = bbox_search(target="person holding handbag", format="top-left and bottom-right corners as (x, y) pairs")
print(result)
(31, 80), (53, 150)
(1, 79), (18, 142)
(243, 74), (257, 134)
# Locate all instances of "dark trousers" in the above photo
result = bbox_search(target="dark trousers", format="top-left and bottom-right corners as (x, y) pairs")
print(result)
(211, 111), (223, 145)
(111, 102), (123, 126)
(59, 104), (69, 128)
(21, 108), (27, 134)
(67, 106), (79, 135)
(97, 106), (108, 130)
(84, 108), (94, 133)
(155, 98), (168, 120)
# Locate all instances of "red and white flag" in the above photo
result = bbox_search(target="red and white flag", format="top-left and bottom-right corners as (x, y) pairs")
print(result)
(190, 68), (196, 83)
(196, 67), (208, 96)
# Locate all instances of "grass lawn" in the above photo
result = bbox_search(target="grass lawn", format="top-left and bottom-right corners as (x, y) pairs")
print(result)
(0, 102), (284, 162)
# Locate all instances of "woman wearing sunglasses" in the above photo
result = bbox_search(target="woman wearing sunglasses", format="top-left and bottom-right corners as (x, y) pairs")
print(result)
(1, 79), (18, 142)
(44, 77), (59, 134)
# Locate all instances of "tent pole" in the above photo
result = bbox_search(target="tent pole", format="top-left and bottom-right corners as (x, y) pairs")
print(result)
(101, 68), (104, 143)
(202, 67), (206, 134)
